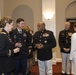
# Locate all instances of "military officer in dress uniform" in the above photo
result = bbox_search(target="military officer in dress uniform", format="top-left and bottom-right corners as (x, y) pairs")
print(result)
(0, 16), (20, 75)
(59, 22), (72, 75)
(33, 22), (56, 75)
(10, 18), (32, 75)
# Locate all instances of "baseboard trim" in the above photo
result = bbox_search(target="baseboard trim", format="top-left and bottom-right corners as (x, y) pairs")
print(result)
(56, 58), (62, 62)
(52, 59), (56, 65)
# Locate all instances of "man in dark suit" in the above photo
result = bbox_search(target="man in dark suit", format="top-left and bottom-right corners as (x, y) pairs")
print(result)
(33, 22), (56, 75)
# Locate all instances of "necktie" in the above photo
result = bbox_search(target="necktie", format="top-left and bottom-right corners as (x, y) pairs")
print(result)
(19, 31), (22, 34)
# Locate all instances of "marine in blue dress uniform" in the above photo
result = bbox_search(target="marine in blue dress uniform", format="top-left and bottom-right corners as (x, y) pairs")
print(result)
(33, 22), (56, 75)
(59, 22), (72, 75)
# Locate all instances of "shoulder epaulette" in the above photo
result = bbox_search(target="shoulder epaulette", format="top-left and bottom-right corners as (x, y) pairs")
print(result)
(0, 32), (6, 34)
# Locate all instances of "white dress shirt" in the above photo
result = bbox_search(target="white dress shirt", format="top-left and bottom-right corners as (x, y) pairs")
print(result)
(17, 28), (22, 34)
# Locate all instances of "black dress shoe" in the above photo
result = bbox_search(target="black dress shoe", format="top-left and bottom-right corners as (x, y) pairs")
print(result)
(65, 73), (70, 75)
(64, 73), (70, 75)
(27, 71), (31, 75)
(62, 73), (65, 75)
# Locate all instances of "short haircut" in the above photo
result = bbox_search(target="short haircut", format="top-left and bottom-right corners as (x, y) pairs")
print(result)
(16, 18), (24, 23)
(37, 22), (45, 26)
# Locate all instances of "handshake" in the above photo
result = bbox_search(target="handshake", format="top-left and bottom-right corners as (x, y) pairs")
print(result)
(35, 43), (44, 49)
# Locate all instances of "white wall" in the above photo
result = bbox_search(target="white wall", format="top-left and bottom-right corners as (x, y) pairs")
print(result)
(0, 0), (4, 32)
(0, 0), (4, 18)
(4, 0), (42, 32)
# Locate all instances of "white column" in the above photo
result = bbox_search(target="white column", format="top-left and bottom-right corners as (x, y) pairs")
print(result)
(42, 0), (56, 64)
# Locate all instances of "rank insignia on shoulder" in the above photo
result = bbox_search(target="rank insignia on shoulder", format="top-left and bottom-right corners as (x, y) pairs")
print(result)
(68, 33), (72, 36)
(0, 32), (6, 34)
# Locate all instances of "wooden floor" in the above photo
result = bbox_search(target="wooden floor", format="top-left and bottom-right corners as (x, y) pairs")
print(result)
(30, 62), (73, 75)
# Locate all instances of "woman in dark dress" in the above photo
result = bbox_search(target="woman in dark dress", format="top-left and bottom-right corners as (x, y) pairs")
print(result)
(23, 26), (33, 75)
(0, 16), (20, 75)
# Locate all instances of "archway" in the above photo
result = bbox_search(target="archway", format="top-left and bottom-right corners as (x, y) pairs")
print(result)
(11, 5), (34, 30)
(65, 1), (76, 32)
(65, 1), (76, 18)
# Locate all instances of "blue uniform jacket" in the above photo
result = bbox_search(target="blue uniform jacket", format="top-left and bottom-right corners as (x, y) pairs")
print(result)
(59, 29), (72, 53)
(33, 29), (56, 60)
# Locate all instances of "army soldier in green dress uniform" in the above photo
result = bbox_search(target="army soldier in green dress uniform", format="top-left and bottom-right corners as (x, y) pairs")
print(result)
(10, 18), (32, 75)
